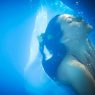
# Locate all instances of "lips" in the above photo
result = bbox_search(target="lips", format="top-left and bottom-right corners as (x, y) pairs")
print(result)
(87, 24), (93, 30)
(83, 21), (93, 30)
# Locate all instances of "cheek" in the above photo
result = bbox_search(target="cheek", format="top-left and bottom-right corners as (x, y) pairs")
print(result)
(66, 24), (79, 32)
(69, 22), (84, 31)
(61, 22), (86, 35)
(70, 23), (90, 36)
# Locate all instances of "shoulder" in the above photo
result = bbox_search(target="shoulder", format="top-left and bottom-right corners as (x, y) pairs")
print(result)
(57, 55), (94, 85)
(57, 55), (95, 95)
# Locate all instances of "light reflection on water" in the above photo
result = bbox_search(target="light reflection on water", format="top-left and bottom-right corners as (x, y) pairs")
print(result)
(25, 0), (76, 95)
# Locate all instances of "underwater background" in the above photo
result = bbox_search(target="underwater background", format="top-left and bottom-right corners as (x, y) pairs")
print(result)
(0, 0), (95, 95)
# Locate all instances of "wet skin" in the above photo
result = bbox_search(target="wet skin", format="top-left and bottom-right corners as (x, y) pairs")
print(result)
(56, 14), (95, 95)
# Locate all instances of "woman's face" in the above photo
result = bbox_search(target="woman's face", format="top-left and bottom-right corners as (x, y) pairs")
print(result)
(58, 14), (93, 41)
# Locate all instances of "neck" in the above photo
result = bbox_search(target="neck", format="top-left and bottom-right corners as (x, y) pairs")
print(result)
(63, 38), (88, 54)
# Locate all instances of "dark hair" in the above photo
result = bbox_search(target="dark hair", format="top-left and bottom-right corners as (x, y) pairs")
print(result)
(39, 15), (67, 80)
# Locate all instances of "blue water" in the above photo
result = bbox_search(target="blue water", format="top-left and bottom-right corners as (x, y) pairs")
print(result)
(0, 0), (95, 95)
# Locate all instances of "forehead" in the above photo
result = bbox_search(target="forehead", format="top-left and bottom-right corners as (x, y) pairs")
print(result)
(61, 14), (74, 18)
(58, 14), (75, 22)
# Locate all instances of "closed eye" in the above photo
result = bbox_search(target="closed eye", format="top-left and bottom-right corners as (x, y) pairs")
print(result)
(66, 17), (73, 23)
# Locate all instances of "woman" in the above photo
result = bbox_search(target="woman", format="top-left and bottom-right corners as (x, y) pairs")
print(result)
(39, 14), (95, 95)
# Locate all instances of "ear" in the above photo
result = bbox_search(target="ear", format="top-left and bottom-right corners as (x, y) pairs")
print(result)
(60, 36), (70, 44)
